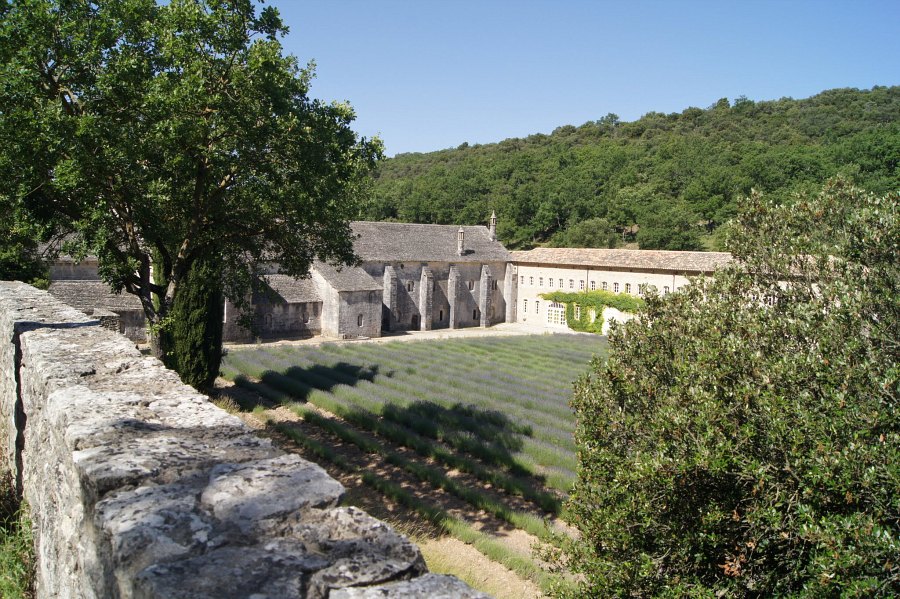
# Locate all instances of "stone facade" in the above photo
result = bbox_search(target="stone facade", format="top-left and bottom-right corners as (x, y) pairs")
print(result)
(41, 222), (734, 342)
(0, 281), (486, 599)
(511, 247), (732, 328)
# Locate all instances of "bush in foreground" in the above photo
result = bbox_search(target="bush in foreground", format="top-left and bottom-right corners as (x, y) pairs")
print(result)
(559, 180), (898, 597)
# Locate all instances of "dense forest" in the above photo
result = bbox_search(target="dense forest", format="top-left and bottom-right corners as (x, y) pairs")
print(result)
(366, 86), (899, 250)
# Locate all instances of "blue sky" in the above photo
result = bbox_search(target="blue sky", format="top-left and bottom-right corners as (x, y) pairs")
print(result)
(274, 0), (900, 156)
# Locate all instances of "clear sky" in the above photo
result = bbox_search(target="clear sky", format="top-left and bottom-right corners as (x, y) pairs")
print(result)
(273, 0), (900, 156)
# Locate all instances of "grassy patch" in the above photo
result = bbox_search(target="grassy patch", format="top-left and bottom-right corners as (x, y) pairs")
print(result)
(0, 473), (34, 599)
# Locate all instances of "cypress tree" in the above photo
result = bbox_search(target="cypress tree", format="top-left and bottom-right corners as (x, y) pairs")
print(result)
(164, 255), (224, 391)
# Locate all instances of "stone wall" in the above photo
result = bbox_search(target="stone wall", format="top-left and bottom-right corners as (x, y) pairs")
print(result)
(0, 281), (485, 599)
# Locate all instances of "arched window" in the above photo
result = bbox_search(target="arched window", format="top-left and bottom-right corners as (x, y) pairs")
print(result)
(473, 309), (478, 320)
(407, 281), (414, 292)
(357, 314), (364, 327)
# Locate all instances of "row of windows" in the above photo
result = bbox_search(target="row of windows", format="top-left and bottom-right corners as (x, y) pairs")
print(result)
(519, 276), (674, 296)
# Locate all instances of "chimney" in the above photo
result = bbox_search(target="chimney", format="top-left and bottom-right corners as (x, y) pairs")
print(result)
(489, 210), (497, 241)
(457, 227), (465, 256)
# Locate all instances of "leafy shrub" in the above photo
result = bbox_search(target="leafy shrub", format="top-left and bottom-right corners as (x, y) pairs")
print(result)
(559, 180), (899, 597)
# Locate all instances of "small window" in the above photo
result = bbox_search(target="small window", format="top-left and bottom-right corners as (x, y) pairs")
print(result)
(523, 299), (528, 313)
(559, 278), (563, 289)
(535, 300), (540, 314)
(473, 309), (479, 320)
(590, 281), (595, 290)
(602, 281), (608, 291)
(638, 284), (646, 295)
(492, 279), (498, 290)
(539, 277), (543, 287)
(529, 276), (534, 286)
(549, 278), (554, 287)
(625, 283), (631, 294)
(663, 286), (670, 294)
(439, 309), (444, 321)
(303, 311), (310, 324)
(568, 279), (573, 289)
(579, 280), (585, 290)
(223, 302), (227, 323)
(407, 281), (414, 292)
(574, 304), (581, 320)
(520, 276), (524, 285)
(357, 314), (364, 327)
(613, 282), (619, 293)
(468, 280), (474, 291)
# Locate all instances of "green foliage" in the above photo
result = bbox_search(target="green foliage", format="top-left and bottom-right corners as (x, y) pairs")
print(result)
(636, 202), (705, 251)
(560, 180), (899, 597)
(541, 290), (645, 333)
(0, 473), (34, 599)
(550, 217), (619, 248)
(369, 88), (900, 249)
(161, 255), (223, 390)
(0, 0), (380, 372)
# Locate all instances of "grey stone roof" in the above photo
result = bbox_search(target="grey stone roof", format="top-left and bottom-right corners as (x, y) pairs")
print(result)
(259, 275), (321, 304)
(351, 221), (510, 263)
(510, 248), (733, 273)
(48, 280), (144, 313)
(313, 262), (382, 292)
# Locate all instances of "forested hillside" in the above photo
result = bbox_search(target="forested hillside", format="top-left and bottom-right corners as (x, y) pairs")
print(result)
(366, 86), (899, 250)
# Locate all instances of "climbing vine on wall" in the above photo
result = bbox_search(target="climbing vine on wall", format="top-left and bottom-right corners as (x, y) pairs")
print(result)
(540, 290), (645, 333)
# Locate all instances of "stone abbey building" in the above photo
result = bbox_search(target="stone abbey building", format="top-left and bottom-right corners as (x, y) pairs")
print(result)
(45, 216), (731, 342)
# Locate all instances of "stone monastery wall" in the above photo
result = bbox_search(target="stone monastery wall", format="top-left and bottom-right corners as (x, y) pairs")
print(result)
(0, 281), (484, 599)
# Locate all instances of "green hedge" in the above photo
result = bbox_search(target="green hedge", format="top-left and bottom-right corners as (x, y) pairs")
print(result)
(540, 290), (645, 333)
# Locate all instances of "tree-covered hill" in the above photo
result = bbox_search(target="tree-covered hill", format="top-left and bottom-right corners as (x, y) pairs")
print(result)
(366, 86), (899, 250)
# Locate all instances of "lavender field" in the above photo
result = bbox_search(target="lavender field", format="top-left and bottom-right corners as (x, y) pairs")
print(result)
(220, 334), (606, 591)
(223, 334), (605, 493)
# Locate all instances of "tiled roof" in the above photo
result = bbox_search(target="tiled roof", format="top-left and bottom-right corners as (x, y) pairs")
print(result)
(258, 274), (321, 304)
(351, 221), (510, 263)
(313, 262), (382, 292)
(48, 280), (144, 313)
(510, 248), (733, 273)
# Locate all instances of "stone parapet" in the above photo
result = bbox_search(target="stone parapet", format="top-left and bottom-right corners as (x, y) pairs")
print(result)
(0, 281), (486, 599)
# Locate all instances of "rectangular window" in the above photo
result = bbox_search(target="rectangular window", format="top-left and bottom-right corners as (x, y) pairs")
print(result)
(523, 299), (527, 313)
(558, 278), (563, 289)
(590, 281), (596, 291)
(613, 282), (619, 293)
(492, 279), (498, 290)
(520, 276), (524, 285)
(549, 278), (554, 287)
(602, 281), (608, 291)
(579, 280), (585, 290)
(638, 284), (646, 295)
(529, 276), (534, 286)
(539, 277), (543, 287)
(625, 283), (631, 294)
(663, 286), (670, 294)
(468, 280), (474, 291)
(407, 281), (414, 292)
(535, 300), (540, 314)
(574, 304), (581, 320)
(569, 279), (574, 289)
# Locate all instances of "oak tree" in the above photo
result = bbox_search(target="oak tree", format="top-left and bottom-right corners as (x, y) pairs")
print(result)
(0, 0), (381, 383)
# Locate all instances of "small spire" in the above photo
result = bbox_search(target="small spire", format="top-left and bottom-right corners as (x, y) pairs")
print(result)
(489, 211), (497, 241)
(457, 227), (465, 256)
